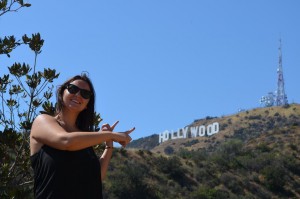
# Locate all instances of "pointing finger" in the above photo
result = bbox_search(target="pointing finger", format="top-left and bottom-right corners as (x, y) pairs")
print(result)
(125, 127), (135, 135)
(111, 121), (119, 131)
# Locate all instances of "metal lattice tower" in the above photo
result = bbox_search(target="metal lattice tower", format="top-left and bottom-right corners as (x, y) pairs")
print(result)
(275, 39), (288, 106)
(260, 38), (288, 107)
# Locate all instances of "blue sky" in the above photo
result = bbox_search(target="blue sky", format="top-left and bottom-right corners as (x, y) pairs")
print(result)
(1, 0), (300, 141)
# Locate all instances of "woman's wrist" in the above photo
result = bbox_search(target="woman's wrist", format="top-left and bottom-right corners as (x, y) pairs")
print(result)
(105, 140), (113, 149)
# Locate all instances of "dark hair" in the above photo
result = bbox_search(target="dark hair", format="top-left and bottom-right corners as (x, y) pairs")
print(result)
(55, 73), (96, 131)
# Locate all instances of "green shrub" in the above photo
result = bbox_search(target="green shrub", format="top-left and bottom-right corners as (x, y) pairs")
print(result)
(177, 148), (192, 159)
(119, 148), (128, 157)
(256, 143), (271, 152)
(220, 173), (244, 195)
(182, 139), (199, 147)
(289, 144), (297, 151)
(164, 146), (174, 155)
(261, 165), (286, 192)
(189, 186), (229, 199)
(248, 115), (262, 120)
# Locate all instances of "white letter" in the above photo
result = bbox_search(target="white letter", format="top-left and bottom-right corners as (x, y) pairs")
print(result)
(159, 132), (164, 143)
(171, 130), (177, 139)
(191, 126), (198, 137)
(207, 122), (219, 136)
(177, 128), (184, 139)
(213, 122), (219, 134)
(199, 125), (206, 136)
(182, 127), (189, 138)
(207, 124), (213, 136)
(159, 130), (169, 143)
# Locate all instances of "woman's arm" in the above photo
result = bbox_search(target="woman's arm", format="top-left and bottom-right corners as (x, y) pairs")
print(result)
(99, 121), (135, 180)
(99, 122), (120, 180)
(100, 142), (113, 181)
(30, 114), (132, 153)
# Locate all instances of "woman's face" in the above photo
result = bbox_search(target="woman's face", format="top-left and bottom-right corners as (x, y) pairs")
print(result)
(62, 79), (91, 113)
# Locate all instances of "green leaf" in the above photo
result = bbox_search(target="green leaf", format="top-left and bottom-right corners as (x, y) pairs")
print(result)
(41, 101), (56, 116)
(8, 62), (21, 77)
(6, 99), (17, 107)
(0, 128), (20, 147)
(9, 84), (23, 95)
(26, 73), (41, 89)
(93, 112), (103, 131)
(0, 35), (20, 56)
(0, 74), (10, 92)
(0, 1), (8, 11)
(20, 121), (32, 130)
(32, 98), (42, 107)
(43, 68), (60, 82)
(21, 63), (31, 75)
(18, 112), (27, 118)
(22, 34), (30, 43)
(18, 0), (24, 6)
(43, 91), (53, 100)
(28, 33), (44, 53)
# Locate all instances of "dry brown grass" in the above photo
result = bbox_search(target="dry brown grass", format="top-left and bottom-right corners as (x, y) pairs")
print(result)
(152, 103), (300, 154)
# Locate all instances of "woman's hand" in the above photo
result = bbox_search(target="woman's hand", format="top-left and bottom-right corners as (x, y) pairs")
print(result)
(101, 121), (119, 147)
(115, 127), (135, 147)
(101, 121), (135, 147)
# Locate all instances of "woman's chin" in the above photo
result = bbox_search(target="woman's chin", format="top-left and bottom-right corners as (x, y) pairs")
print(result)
(66, 104), (84, 112)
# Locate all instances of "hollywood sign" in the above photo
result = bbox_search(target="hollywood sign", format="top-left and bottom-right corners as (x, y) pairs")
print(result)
(159, 122), (219, 144)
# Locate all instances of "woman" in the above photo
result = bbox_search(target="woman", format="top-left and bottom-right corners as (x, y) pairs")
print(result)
(30, 74), (134, 199)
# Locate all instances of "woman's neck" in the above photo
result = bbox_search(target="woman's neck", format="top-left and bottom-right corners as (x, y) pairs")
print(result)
(56, 109), (79, 131)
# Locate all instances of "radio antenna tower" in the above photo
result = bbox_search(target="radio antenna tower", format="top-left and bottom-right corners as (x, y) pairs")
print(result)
(275, 39), (288, 106)
(260, 38), (288, 107)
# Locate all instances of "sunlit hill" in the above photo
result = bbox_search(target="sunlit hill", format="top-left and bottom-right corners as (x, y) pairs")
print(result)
(102, 104), (300, 198)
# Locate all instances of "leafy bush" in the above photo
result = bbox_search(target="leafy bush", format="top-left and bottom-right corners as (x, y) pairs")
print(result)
(0, 4), (64, 198)
(137, 149), (144, 156)
(182, 139), (199, 147)
(283, 104), (290, 109)
(274, 112), (280, 117)
(177, 148), (193, 159)
(289, 143), (297, 151)
(118, 148), (128, 157)
(220, 173), (244, 194)
(248, 115), (262, 120)
(261, 165), (286, 191)
(256, 143), (271, 152)
(189, 186), (229, 199)
(164, 146), (174, 155)
(220, 123), (228, 130)
(190, 149), (208, 165)
(105, 160), (160, 199)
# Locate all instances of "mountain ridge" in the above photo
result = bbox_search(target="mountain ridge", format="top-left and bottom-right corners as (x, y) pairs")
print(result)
(102, 103), (300, 198)
(127, 103), (300, 154)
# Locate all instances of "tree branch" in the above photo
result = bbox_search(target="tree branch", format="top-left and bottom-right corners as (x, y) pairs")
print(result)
(0, 0), (29, 17)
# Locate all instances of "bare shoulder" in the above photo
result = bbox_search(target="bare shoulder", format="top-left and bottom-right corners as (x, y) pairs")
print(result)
(31, 114), (58, 133)
(33, 114), (56, 125)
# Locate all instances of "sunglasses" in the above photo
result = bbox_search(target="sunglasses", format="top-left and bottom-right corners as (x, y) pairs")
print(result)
(66, 84), (93, 99)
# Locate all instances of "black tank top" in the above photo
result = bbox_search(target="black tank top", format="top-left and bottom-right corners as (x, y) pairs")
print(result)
(30, 145), (103, 199)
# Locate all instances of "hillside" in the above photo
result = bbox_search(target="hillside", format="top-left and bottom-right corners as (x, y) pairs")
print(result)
(98, 104), (300, 199)
(129, 104), (300, 154)
(126, 134), (159, 150)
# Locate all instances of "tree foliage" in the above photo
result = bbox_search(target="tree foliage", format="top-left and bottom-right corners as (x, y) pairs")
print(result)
(0, 4), (104, 198)
(0, 34), (60, 198)
(0, 3), (60, 198)
(0, 0), (31, 17)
